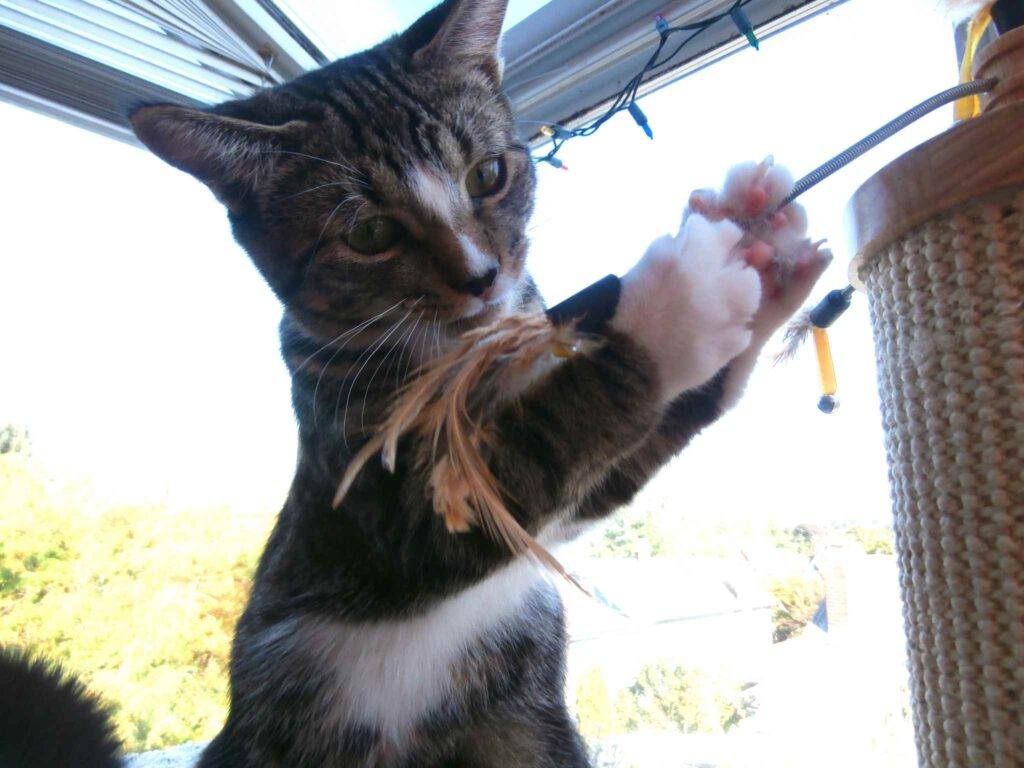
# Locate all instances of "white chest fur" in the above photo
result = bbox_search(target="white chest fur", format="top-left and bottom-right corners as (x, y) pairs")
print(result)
(301, 559), (550, 745)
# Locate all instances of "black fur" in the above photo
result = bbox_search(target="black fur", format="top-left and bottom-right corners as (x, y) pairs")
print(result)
(0, 647), (121, 768)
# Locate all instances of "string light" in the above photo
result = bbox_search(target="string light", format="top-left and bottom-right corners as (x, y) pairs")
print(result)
(628, 103), (654, 140)
(534, 0), (758, 168)
(729, 7), (760, 50)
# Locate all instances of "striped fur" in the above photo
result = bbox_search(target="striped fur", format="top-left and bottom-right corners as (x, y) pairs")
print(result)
(127, 1), (763, 765)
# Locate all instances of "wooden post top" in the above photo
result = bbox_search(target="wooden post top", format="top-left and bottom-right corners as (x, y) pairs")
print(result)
(847, 27), (1024, 286)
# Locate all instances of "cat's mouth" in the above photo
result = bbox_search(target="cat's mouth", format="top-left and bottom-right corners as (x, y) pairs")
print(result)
(456, 297), (503, 323)
(446, 293), (511, 332)
(449, 272), (516, 322)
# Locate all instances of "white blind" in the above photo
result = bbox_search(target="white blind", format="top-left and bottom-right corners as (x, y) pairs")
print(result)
(0, 0), (323, 141)
(0, 0), (277, 103)
(0, 0), (845, 145)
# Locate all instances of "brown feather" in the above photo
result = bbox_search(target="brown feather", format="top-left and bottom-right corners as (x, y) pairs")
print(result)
(772, 310), (813, 366)
(334, 311), (594, 588)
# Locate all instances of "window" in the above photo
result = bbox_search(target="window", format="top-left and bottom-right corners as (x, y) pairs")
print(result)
(0, 0), (956, 762)
(0, 0), (842, 143)
(275, 0), (553, 59)
(532, 1), (954, 764)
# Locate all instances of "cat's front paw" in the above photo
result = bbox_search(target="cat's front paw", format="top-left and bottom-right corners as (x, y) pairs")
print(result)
(689, 159), (831, 344)
(612, 215), (761, 401)
(688, 157), (806, 241)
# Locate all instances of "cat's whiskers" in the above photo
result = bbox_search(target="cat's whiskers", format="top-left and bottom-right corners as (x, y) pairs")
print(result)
(266, 150), (373, 199)
(428, 308), (440, 363)
(393, 310), (425, 391)
(334, 314), (410, 442)
(292, 299), (406, 381)
(309, 196), (355, 264)
(265, 150), (360, 175)
(339, 299), (423, 448)
(433, 309), (444, 359)
(361, 308), (425, 433)
(277, 181), (352, 202)
(414, 307), (434, 369)
(328, 142), (373, 187)
(310, 302), (412, 432)
(341, 199), (373, 232)
(400, 306), (433, 388)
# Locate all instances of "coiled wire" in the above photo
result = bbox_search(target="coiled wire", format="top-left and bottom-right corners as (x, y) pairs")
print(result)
(781, 78), (998, 209)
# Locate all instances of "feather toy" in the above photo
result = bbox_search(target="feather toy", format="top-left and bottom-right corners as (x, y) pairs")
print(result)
(334, 311), (595, 580)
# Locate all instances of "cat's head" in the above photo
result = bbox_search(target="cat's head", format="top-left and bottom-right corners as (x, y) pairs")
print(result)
(130, 0), (534, 339)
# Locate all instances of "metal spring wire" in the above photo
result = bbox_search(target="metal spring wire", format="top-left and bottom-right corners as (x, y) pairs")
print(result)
(781, 78), (998, 209)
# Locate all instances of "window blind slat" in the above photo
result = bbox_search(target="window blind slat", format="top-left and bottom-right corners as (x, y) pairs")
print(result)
(0, 0), (320, 143)
(0, 6), (260, 100)
(123, 0), (262, 68)
(17, 0), (268, 87)
(0, 5), (237, 100)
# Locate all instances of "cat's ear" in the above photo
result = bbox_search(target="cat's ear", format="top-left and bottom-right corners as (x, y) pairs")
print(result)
(129, 104), (302, 209)
(409, 0), (509, 82)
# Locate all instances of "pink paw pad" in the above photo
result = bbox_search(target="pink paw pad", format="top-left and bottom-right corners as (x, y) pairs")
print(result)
(721, 158), (794, 220)
(736, 241), (777, 297)
(687, 189), (725, 221)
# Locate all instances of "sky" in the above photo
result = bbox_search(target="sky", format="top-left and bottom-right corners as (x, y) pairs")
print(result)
(0, 0), (958, 526)
(276, 0), (554, 56)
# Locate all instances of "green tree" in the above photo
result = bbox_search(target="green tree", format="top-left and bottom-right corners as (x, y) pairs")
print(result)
(846, 525), (895, 555)
(613, 662), (753, 734)
(588, 508), (670, 559)
(0, 424), (30, 455)
(768, 574), (824, 642)
(0, 451), (272, 752)
(574, 667), (616, 741)
(769, 524), (822, 557)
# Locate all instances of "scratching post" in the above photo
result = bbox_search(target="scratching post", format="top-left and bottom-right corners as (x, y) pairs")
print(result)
(848, 27), (1024, 768)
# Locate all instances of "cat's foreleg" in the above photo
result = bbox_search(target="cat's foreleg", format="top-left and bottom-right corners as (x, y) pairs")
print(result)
(690, 159), (832, 409)
(577, 161), (830, 521)
(420, 212), (768, 537)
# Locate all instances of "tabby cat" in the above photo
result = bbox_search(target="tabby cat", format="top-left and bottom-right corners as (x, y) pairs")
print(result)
(127, 0), (827, 765)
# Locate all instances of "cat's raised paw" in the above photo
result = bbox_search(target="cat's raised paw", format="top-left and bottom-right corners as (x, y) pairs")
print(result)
(688, 158), (808, 245)
(612, 215), (761, 401)
(687, 158), (831, 344)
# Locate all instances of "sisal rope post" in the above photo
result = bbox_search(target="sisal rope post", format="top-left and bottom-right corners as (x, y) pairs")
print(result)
(848, 27), (1024, 768)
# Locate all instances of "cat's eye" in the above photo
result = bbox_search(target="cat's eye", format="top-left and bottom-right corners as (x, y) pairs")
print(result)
(345, 217), (403, 256)
(466, 156), (507, 198)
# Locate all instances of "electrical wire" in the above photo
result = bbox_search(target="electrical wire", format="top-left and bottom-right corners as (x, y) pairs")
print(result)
(533, 8), (997, 223)
(535, 0), (755, 165)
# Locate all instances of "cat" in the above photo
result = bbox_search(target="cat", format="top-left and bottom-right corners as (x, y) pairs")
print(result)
(4, 0), (828, 765)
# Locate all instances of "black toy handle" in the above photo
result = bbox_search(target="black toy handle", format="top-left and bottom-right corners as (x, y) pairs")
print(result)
(993, 0), (1024, 33)
(545, 274), (622, 334)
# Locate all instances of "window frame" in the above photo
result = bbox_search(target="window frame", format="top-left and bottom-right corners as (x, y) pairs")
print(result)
(0, 0), (846, 145)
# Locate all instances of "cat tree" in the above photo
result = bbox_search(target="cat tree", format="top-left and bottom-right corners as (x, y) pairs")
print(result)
(848, 21), (1024, 768)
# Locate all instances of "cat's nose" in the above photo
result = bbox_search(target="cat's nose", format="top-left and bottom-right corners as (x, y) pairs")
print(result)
(456, 267), (498, 298)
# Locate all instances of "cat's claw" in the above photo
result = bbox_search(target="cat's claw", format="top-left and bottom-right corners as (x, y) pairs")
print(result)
(690, 159), (807, 238)
(689, 159), (830, 341)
